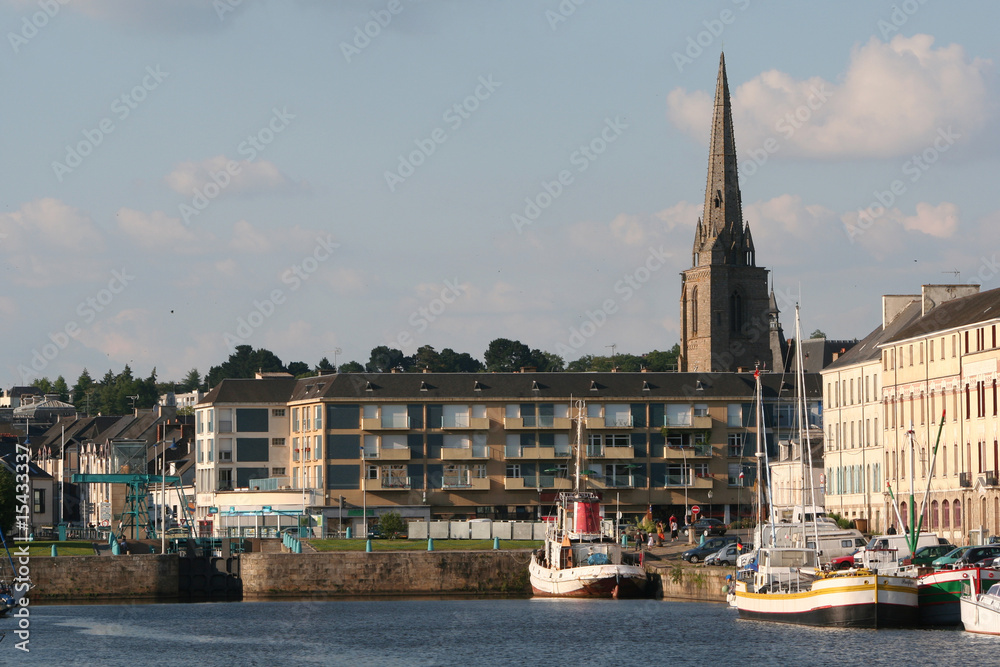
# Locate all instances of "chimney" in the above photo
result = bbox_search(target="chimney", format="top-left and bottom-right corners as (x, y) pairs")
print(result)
(921, 284), (980, 316)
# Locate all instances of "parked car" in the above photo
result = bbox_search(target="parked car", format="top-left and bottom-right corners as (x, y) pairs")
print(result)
(830, 550), (859, 570)
(898, 543), (956, 567)
(681, 535), (737, 563)
(705, 541), (752, 567)
(681, 518), (728, 537)
(930, 545), (1000, 567)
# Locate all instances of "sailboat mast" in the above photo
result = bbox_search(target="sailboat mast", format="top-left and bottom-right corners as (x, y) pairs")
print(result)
(793, 305), (820, 550)
(574, 399), (584, 493)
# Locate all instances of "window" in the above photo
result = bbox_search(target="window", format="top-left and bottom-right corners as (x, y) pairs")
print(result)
(727, 404), (742, 427)
(728, 433), (743, 457)
(292, 408), (300, 432)
(219, 450), (232, 462)
(272, 409), (285, 417)
(272, 438), (286, 446)
(929, 339), (934, 362)
(366, 465), (379, 480)
(218, 468), (233, 490)
(505, 464), (521, 478)
(272, 467), (286, 476)
(691, 287), (698, 333)
(32, 489), (45, 514)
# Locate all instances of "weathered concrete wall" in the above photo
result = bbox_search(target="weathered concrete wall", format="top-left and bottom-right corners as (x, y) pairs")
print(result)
(240, 550), (532, 598)
(31, 555), (178, 601)
(647, 563), (729, 602)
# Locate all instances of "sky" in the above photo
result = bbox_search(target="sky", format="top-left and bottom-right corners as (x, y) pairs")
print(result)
(1, 0), (998, 386)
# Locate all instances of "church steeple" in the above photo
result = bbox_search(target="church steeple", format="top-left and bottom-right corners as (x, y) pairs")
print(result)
(693, 52), (750, 268)
(679, 52), (771, 373)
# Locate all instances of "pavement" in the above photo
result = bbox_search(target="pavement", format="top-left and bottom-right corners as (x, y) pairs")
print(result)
(630, 528), (752, 565)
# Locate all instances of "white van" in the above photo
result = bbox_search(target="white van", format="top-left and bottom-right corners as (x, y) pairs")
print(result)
(854, 533), (941, 572)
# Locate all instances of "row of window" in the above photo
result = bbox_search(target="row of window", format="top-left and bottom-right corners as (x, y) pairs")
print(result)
(825, 463), (881, 496)
(827, 374), (880, 408)
(882, 381), (998, 428)
(889, 440), (1000, 480)
(882, 326), (998, 372)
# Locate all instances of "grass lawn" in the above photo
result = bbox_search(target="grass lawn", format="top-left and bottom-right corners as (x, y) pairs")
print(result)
(310, 539), (542, 552)
(24, 541), (96, 557)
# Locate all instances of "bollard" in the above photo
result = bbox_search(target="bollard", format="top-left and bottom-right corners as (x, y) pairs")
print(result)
(621, 534), (627, 547)
(493, 537), (500, 550)
(366, 538), (373, 553)
(427, 537), (435, 552)
(346, 526), (352, 539)
(51, 544), (58, 557)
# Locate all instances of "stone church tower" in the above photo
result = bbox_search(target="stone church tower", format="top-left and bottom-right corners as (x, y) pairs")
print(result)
(679, 54), (776, 373)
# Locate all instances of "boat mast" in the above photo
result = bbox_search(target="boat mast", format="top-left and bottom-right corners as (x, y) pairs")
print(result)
(574, 398), (585, 494)
(793, 304), (820, 551)
(754, 365), (775, 546)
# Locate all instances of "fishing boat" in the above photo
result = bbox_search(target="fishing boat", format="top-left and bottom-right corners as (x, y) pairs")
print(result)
(528, 401), (648, 598)
(732, 306), (919, 627)
(961, 581), (1000, 635)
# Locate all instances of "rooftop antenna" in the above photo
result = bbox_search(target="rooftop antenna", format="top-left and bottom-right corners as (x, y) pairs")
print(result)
(943, 270), (961, 281)
(606, 344), (617, 369)
(127, 395), (139, 411)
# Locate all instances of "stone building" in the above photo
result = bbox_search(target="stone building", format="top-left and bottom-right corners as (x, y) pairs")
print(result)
(679, 54), (777, 374)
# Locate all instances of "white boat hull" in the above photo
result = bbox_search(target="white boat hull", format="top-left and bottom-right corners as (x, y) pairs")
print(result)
(735, 571), (918, 628)
(529, 554), (647, 598)
(961, 592), (1000, 635)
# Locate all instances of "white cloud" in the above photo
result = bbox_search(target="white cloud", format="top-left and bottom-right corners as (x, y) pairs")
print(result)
(165, 155), (303, 198)
(668, 34), (991, 159)
(116, 207), (201, 252)
(0, 199), (107, 286)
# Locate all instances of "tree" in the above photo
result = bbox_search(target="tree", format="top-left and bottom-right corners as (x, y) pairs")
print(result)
(72, 368), (96, 412)
(484, 338), (533, 372)
(179, 368), (201, 392)
(338, 361), (365, 373)
(0, 466), (14, 534)
(365, 346), (410, 373)
(529, 349), (564, 372)
(413, 345), (443, 372)
(438, 348), (484, 373)
(52, 376), (70, 402)
(316, 357), (335, 373)
(31, 377), (53, 393)
(643, 345), (680, 371)
(287, 361), (311, 377)
(378, 511), (406, 539)
(205, 345), (285, 388)
(810, 329), (827, 339)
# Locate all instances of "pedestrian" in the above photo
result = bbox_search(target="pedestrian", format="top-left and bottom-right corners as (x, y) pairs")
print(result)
(670, 519), (679, 542)
(656, 521), (665, 546)
(647, 530), (655, 548)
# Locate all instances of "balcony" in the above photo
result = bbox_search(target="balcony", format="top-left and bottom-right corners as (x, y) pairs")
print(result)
(362, 415), (410, 430)
(504, 446), (570, 460)
(380, 476), (411, 490)
(504, 476), (573, 490)
(662, 415), (713, 429)
(440, 416), (490, 430)
(585, 445), (634, 459)
(589, 475), (635, 489)
(587, 416), (633, 429)
(441, 446), (490, 460)
(442, 475), (489, 490)
(372, 448), (410, 461)
(665, 444), (713, 458)
(960, 471), (973, 488)
(503, 416), (572, 429)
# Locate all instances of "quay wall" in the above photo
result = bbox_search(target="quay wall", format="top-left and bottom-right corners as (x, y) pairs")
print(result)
(240, 550), (533, 598)
(648, 562), (729, 603)
(30, 554), (178, 601)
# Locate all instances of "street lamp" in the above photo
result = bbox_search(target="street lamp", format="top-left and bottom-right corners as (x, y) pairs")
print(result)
(360, 443), (367, 539)
(708, 490), (713, 521)
(160, 438), (178, 554)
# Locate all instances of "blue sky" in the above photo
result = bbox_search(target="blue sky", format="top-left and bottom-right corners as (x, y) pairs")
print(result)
(2, 0), (998, 384)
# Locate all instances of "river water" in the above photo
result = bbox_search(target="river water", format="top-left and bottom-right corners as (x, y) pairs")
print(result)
(4, 597), (999, 666)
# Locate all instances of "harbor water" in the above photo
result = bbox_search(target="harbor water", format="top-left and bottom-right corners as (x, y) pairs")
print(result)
(4, 597), (1000, 666)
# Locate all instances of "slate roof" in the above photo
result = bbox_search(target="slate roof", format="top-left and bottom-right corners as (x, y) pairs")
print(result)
(886, 286), (1000, 344)
(825, 300), (923, 371)
(198, 377), (299, 405)
(277, 371), (822, 402)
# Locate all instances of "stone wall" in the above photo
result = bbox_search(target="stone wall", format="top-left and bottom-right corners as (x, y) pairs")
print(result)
(648, 562), (729, 602)
(31, 555), (178, 601)
(240, 550), (532, 598)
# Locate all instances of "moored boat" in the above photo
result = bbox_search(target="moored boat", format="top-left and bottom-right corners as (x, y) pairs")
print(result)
(918, 566), (1000, 626)
(961, 582), (1000, 635)
(528, 491), (648, 598)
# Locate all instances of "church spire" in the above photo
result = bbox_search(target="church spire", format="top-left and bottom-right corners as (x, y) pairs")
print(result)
(694, 52), (747, 266)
